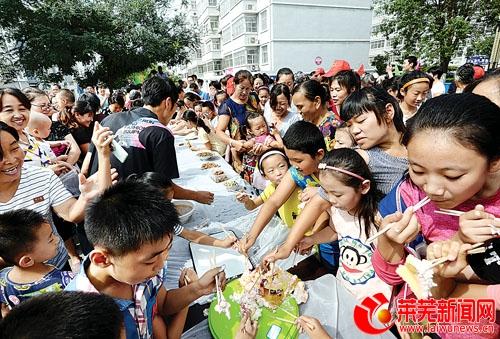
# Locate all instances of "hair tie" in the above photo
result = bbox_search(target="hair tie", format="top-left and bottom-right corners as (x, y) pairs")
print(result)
(258, 150), (287, 171)
(401, 77), (430, 91)
(318, 163), (366, 181)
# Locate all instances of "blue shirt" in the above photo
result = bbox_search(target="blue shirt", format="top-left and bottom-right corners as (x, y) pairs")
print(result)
(218, 97), (247, 126)
(377, 179), (424, 252)
(0, 267), (73, 309)
(288, 167), (320, 190)
(200, 91), (210, 101)
(290, 168), (339, 267)
(66, 257), (164, 339)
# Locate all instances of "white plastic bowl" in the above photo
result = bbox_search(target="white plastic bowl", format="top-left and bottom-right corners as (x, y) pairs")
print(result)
(173, 200), (195, 224)
(196, 150), (216, 161)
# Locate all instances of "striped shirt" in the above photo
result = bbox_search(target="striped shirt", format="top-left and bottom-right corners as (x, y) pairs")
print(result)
(173, 224), (183, 236)
(0, 166), (73, 269)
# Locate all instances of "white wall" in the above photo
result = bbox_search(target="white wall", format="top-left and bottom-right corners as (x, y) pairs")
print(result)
(269, 0), (372, 73)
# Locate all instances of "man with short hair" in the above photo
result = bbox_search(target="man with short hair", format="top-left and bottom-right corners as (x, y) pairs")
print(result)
(157, 65), (168, 80)
(187, 74), (197, 85)
(50, 83), (61, 99)
(88, 77), (214, 204)
(402, 55), (418, 72)
(189, 82), (210, 101)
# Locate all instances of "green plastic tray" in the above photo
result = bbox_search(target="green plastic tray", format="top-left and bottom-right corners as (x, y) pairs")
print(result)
(208, 278), (299, 339)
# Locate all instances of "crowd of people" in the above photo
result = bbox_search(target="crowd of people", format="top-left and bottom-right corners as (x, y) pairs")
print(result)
(0, 55), (498, 339)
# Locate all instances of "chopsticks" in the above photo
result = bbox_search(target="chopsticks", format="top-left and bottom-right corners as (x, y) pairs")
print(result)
(210, 252), (222, 304)
(274, 317), (296, 325)
(434, 209), (500, 235)
(274, 306), (315, 331)
(367, 196), (431, 244)
(434, 208), (465, 217)
(278, 305), (299, 319)
(428, 242), (486, 269)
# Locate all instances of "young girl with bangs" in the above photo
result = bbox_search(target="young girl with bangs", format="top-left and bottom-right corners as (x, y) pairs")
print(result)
(373, 93), (500, 338)
(264, 148), (392, 301)
(341, 87), (408, 195)
(397, 70), (431, 123)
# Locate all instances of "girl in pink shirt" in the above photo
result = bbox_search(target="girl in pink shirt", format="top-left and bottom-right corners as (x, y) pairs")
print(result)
(373, 93), (499, 338)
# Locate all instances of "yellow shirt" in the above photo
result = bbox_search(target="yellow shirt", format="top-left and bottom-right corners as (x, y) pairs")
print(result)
(260, 183), (301, 228)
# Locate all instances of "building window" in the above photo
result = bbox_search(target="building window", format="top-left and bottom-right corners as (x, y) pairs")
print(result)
(222, 27), (231, 44)
(196, 48), (202, 59)
(209, 0), (217, 6)
(260, 45), (268, 64)
(259, 10), (268, 32)
(210, 17), (219, 32)
(223, 54), (233, 69)
(234, 50), (246, 66)
(220, 0), (229, 17)
(212, 38), (221, 51)
(232, 17), (245, 38)
(247, 48), (258, 64)
(214, 59), (222, 71)
(370, 40), (385, 49)
(246, 15), (257, 32)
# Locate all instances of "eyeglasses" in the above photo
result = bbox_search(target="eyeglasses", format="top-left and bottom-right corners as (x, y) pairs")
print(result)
(32, 103), (53, 110)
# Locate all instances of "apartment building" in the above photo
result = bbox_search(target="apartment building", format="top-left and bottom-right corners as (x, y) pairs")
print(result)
(180, 0), (373, 80)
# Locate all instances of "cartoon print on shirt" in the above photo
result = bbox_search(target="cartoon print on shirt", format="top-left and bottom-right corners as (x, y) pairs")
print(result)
(339, 236), (375, 285)
(341, 245), (367, 274)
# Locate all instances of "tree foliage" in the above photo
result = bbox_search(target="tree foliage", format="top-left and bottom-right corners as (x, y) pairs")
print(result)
(373, 54), (389, 74)
(0, 0), (197, 87)
(375, 0), (500, 73)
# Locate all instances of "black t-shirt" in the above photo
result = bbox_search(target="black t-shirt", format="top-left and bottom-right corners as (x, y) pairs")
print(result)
(71, 125), (93, 146)
(89, 107), (179, 180)
(47, 121), (71, 141)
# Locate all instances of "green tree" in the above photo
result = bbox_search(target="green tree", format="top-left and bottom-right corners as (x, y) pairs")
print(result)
(375, 0), (500, 74)
(468, 36), (495, 57)
(372, 54), (389, 74)
(0, 0), (197, 88)
(0, 37), (21, 83)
